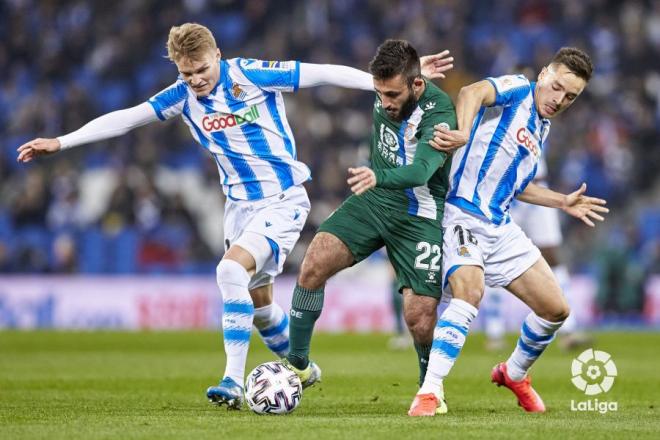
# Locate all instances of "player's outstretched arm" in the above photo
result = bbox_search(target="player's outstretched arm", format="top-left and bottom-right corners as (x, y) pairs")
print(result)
(16, 102), (159, 163)
(298, 63), (374, 90)
(298, 51), (453, 92)
(516, 182), (609, 227)
(429, 80), (496, 153)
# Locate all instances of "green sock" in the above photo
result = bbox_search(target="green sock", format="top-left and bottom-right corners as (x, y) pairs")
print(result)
(414, 343), (432, 386)
(287, 284), (325, 370)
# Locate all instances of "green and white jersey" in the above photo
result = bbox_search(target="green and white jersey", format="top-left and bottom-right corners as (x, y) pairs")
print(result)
(366, 80), (457, 220)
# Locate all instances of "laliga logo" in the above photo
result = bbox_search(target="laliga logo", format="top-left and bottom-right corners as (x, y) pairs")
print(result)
(570, 349), (618, 414)
(571, 348), (617, 395)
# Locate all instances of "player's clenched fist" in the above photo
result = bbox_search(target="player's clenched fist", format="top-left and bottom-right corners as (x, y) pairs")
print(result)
(347, 166), (376, 195)
(16, 138), (61, 163)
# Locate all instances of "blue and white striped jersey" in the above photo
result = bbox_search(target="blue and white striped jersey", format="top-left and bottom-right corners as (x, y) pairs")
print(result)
(148, 58), (311, 201)
(446, 75), (551, 225)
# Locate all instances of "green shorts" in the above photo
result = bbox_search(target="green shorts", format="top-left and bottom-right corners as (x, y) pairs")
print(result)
(318, 194), (443, 298)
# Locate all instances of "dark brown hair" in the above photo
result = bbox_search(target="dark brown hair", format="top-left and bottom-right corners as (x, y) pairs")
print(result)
(551, 47), (594, 81)
(369, 39), (421, 85)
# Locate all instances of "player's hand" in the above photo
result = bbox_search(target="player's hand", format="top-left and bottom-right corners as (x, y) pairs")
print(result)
(16, 138), (61, 163)
(561, 183), (609, 227)
(429, 125), (469, 153)
(347, 166), (376, 195)
(420, 50), (454, 80)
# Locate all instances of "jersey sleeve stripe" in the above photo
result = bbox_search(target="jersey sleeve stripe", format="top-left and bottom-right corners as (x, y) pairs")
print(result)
(148, 100), (166, 121)
(293, 61), (300, 91)
(149, 82), (188, 120)
(237, 58), (298, 92)
(486, 76), (531, 107)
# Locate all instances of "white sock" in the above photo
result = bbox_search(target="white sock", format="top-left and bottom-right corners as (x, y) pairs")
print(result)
(217, 259), (254, 386)
(506, 313), (563, 381)
(553, 265), (577, 334)
(419, 299), (478, 399)
(253, 303), (290, 357)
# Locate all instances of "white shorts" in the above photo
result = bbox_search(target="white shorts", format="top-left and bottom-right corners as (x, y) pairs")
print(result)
(442, 203), (541, 295)
(223, 184), (310, 284)
(510, 200), (562, 248)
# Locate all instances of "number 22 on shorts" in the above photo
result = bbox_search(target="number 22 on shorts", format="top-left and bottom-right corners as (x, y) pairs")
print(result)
(415, 241), (441, 270)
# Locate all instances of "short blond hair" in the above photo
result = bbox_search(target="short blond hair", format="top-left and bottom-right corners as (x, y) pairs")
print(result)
(166, 23), (217, 62)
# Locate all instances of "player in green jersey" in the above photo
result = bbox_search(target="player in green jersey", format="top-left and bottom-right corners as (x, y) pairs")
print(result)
(283, 40), (457, 394)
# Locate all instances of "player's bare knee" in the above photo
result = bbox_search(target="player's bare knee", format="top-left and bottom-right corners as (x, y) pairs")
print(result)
(407, 319), (434, 344)
(297, 261), (325, 290)
(554, 304), (571, 323)
(403, 296), (437, 343)
(448, 269), (484, 308)
(540, 304), (570, 323)
(453, 288), (483, 308)
(297, 250), (330, 289)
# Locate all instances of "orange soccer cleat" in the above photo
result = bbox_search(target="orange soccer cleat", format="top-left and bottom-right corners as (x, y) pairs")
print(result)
(491, 362), (546, 413)
(407, 392), (448, 416)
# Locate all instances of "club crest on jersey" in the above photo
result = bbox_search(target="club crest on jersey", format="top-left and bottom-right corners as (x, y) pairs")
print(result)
(404, 123), (416, 141)
(231, 83), (247, 99)
(516, 127), (541, 158)
(201, 105), (260, 132)
(379, 124), (399, 152)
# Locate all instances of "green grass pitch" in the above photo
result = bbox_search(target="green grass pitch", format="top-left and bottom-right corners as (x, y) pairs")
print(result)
(1, 331), (658, 439)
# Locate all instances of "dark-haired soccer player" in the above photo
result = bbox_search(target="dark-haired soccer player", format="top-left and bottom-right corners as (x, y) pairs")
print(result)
(408, 47), (609, 416)
(283, 40), (457, 406)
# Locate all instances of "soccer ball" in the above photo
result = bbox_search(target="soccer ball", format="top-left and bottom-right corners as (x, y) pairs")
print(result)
(245, 361), (302, 414)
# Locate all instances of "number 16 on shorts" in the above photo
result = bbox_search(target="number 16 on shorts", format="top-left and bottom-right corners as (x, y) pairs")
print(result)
(453, 225), (478, 258)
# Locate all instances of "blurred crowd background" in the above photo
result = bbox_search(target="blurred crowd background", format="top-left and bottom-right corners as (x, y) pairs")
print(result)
(0, 0), (658, 317)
